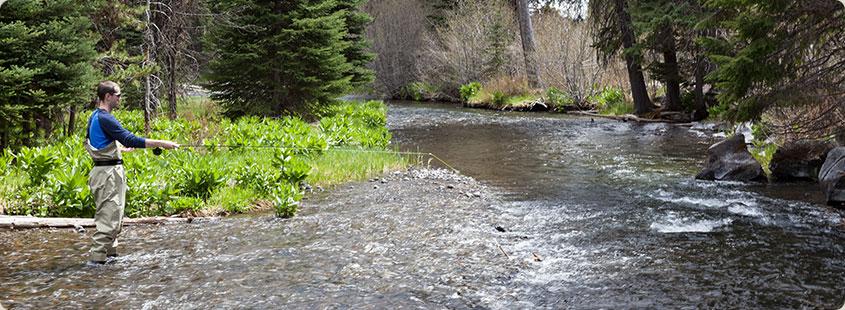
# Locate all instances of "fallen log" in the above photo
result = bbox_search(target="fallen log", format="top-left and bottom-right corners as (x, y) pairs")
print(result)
(570, 111), (691, 124)
(0, 216), (198, 230)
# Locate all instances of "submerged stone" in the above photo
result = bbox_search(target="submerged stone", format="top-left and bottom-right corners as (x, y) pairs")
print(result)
(695, 134), (767, 182)
(819, 147), (845, 206)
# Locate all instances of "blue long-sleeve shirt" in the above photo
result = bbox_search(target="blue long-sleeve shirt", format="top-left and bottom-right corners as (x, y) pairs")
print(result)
(86, 109), (146, 149)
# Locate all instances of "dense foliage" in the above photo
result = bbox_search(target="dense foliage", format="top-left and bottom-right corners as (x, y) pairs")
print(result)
(204, 0), (374, 117)
(0, 101), (401, 218)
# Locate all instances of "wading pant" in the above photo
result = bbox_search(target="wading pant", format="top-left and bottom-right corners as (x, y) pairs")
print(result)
(88, 165), (126, 262)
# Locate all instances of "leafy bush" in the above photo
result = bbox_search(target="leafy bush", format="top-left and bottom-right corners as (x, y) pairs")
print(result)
(272, 149), (311, 184)
(491, 91), (508, 107)
(49, 166), (94, 217)
(590, 87), (632, 115)
(2, 100), (405, 219)
(400, 82), (439, 101)
(16, 147), (57, 186)
(165, 196), (204, 215)
(546, 87), (574, 111)
(272, 183), (302, 218)
(460, 82), (482, 102)
(209, 186), (256, 214)
(175, 154), (227, 201)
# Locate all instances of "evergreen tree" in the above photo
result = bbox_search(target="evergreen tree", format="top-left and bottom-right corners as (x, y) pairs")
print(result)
(590, 0), (653, 115)
(205, 0), (371, 117)
(0, 0), (98, 149)
(632, 0), (710, 115)
(703, 0), (845, 122)
(335, 0), (375, 90)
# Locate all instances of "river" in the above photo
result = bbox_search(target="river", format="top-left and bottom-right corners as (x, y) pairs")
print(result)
(2, 101), (844, 308)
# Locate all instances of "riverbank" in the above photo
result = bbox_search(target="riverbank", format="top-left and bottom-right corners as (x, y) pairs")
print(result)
(0, 100), (410, 219)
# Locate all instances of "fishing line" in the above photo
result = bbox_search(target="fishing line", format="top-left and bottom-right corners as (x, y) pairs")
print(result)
(151, 145), (461, 173)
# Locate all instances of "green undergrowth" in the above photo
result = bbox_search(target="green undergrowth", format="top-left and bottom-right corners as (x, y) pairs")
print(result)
(0, 100), (409, 218)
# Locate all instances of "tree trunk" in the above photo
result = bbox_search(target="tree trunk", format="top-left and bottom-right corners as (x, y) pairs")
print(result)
(0, 116), (7, 150)
(143, 0), (153, 134)
(662, 29), (683, 111)
(515, 0), (542, 88)
(167, 52), (178, 120)
(67, 104), (77, 136)
(21, 111), (32, 146)
(613, 0), (651, 115)
(692, 55), (708, 121)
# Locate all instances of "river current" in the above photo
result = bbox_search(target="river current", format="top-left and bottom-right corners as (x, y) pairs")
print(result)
(2, 102), (844, 308)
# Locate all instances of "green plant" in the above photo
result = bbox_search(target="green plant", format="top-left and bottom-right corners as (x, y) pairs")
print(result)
(175, 154), (227, 200)
(16, 147), (58, 186)
(545, 87), (574, 111)
(460, 82), (482, 102)
(272, 183), (302, 218)
(49, 166), (94, 217)
(209, 186), (256, 214)
(401, 82), (438, 101)
(491, 91), (507, 107)
(591, 87), (632, 115)
(165, 196), (204, 215)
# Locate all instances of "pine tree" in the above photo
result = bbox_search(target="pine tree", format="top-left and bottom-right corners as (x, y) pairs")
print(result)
(632, 0), (709, 114)
(335, 0), (375, 91)
(0, 0), (98, 149)
(704, 0), (844, 122)
(590, 0), (653, 115)
(205, 0), (371, 117)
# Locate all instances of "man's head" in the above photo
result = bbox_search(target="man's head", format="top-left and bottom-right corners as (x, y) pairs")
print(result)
(97, 81), (122, 110)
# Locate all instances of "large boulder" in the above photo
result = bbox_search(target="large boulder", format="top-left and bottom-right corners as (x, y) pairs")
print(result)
(696, 134), (767, 182)
(819, 147), (845, 206)
(770, 140), (834, 182)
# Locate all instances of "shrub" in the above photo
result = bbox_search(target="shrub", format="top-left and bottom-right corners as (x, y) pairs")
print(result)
(209, 186), (256, 214)
(491, 91), (508, 107)
(174, 154), (227, 200)
(400, 82), (439, 101)
(545, 87), (574, 111)
(590, 87), (632, 115)
(49, 166), (94, 218)
(165, 196), (204, 215)
(234, 163), (280, 195)
(16, 147), (57, 186)
(460, 82), (482, 102)
(273, 183), (302, 218)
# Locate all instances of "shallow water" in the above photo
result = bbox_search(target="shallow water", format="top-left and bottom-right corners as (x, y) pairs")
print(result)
(388, 101), (845, 308)
(2, 101), (844, 308)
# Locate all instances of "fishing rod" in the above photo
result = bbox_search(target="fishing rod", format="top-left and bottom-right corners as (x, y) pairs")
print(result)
(150, 144), (461, 172)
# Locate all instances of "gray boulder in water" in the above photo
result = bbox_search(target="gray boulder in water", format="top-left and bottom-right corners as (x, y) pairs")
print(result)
(696, 134), (767, 182)
(819, 147), (845, 206)
(770, 140), (834, 182)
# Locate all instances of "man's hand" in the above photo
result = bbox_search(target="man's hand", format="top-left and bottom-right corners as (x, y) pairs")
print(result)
(120, 147), (135, 153)
(146, 139), (180, 150)
(159, 141), (180, 150)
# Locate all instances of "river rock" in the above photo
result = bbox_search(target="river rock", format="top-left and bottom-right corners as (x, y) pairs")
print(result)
(695, 134), (767, 182)
(770, 140), (834, 182)
(819, 147), (845, 206)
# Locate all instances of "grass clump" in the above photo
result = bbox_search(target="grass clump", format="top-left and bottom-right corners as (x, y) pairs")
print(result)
(464, 76), (538, 109)
(591, 87), (633, 115)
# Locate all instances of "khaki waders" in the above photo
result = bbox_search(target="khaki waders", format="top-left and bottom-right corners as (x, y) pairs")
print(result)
(85, 140), (127, 262)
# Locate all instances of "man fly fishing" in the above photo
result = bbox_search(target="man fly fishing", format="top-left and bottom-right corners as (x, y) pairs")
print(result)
(85, 81), (179, 265)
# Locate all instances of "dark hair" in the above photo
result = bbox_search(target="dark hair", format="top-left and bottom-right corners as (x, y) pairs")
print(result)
(96, 81), (119, 101)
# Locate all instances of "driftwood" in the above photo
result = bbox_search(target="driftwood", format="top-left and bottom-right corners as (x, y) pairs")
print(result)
(0, 216), (197, 230)
(570, 111), (692, 124)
